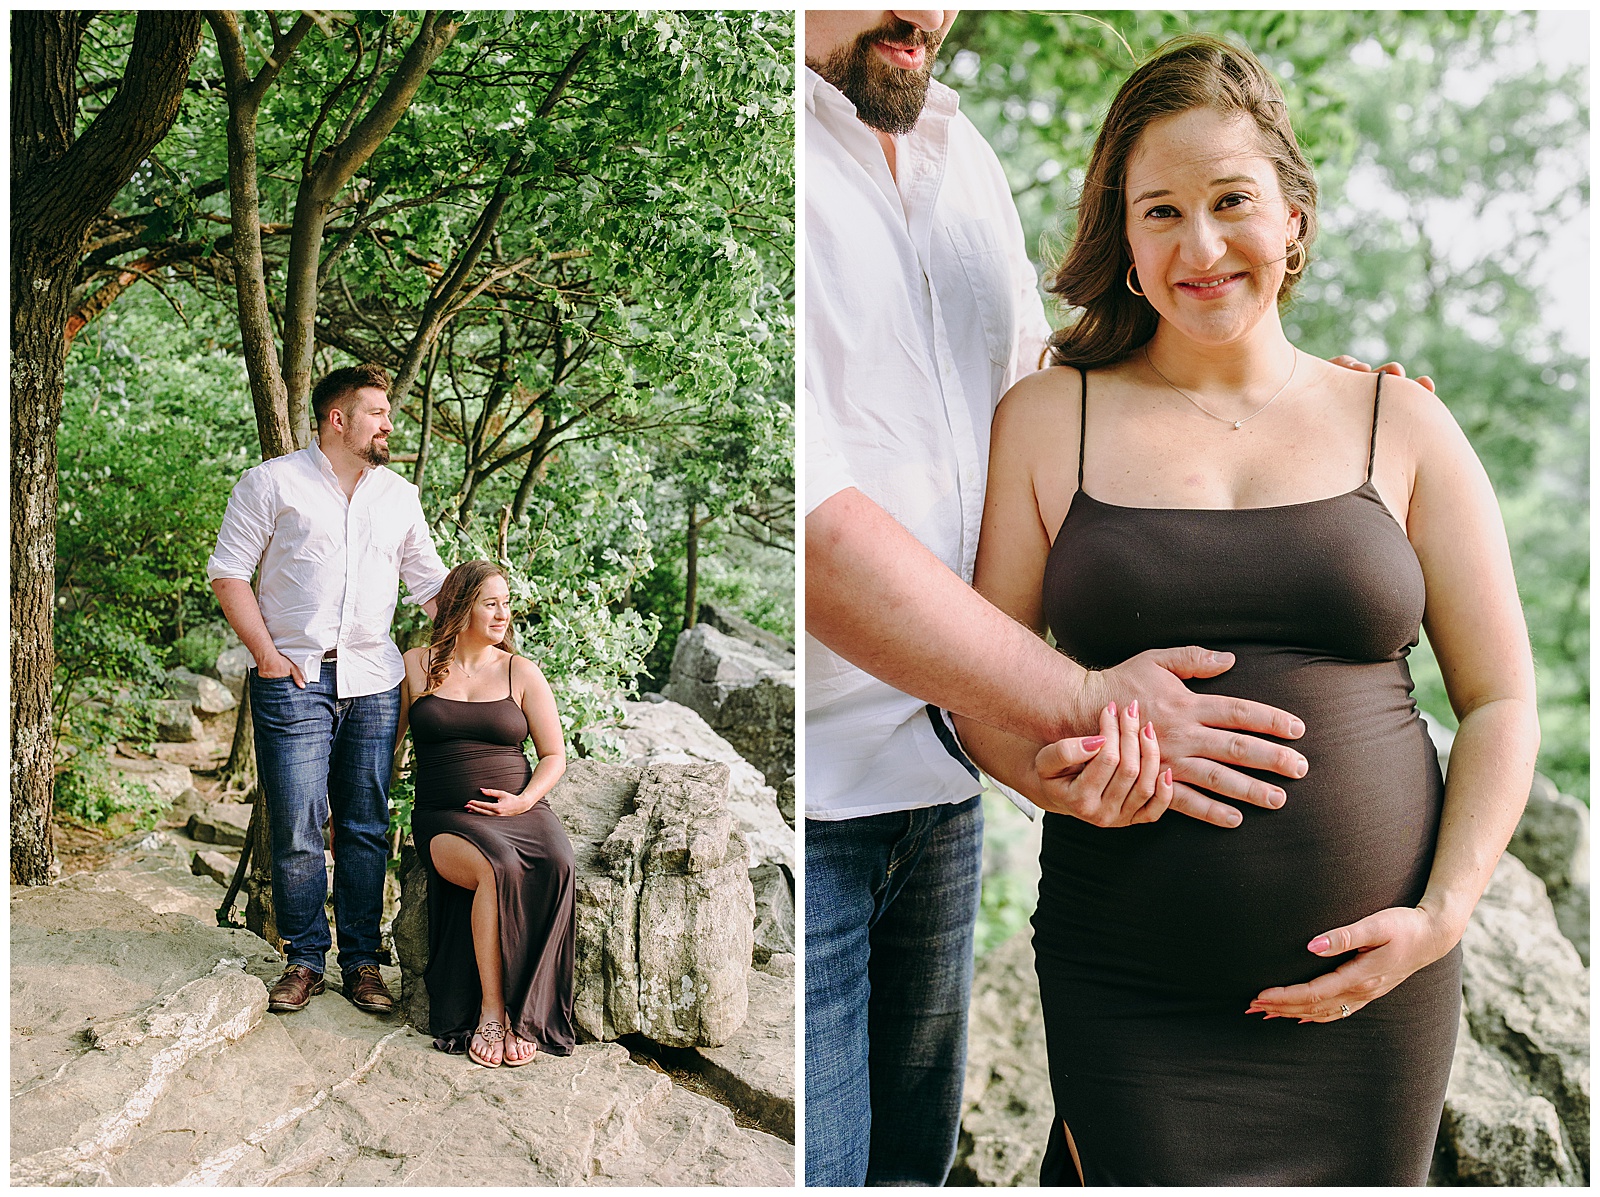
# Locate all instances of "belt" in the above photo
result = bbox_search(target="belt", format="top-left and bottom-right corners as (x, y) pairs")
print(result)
(322, 649), (338, 662)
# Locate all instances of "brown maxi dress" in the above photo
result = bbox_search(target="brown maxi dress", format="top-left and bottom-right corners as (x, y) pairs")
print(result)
(409, 660), (576, 1056)
(1033, 371), (1460, 1184)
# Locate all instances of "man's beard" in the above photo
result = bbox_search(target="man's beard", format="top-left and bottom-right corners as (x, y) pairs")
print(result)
(808, 19), (943, 136)
(349, 431), (389, 466)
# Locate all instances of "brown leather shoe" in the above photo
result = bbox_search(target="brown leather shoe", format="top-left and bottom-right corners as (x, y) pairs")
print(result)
(345, 964), (395, 1014)
(268, 965), (325, 1013)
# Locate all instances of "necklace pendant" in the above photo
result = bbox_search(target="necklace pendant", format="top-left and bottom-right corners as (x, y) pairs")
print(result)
(1233, 420), (1243, 430)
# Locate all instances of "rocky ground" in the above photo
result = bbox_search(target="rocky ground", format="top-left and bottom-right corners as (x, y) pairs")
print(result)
(14, 616), (797, 1186)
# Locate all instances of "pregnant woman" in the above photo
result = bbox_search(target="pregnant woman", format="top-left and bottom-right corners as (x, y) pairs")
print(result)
(397, 559), (574, 1068)
(955, 35), (1539, 1183)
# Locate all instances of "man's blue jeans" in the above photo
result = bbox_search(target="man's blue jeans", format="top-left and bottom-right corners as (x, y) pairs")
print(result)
(805, 795), (984, 1186)
(249, 664), (398, 975)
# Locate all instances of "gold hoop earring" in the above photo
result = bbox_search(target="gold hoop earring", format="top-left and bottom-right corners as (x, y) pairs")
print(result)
(1284, 238), (1306, 276)
(1125, 264), (1145, 297)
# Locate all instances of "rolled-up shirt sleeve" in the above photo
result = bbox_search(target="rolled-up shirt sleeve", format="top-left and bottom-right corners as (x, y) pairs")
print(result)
(804, 385), (858, 517)
(398, 489), (448, 607)
(206, 465), (276, 582)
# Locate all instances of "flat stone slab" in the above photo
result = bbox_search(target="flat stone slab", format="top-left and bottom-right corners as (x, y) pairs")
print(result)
(14, 835), (794, 1187)
(693, 967), (795, 1141)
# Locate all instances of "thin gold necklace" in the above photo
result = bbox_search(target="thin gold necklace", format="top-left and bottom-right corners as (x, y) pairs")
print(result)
(1143, 345), (1300, 430)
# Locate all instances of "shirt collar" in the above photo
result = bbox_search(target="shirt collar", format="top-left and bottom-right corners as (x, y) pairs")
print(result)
(309, 437), (375, 492)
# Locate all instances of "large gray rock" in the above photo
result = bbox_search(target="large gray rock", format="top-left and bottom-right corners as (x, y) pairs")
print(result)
(153, 698), (204, 743)
(952, 930), (1052, 1188)
(166, 666), (239, 715)
(692, 967), (795, 1141)
(188, 802), (254, 848)
(1507, 774), (1590, 965)
(696, 601), (794, 658)
(662, 624), (793, 790)
(397, 761), (756, 1049)
(216, 644), (254, 700)
(750, 862), (794, 965)
(1454, 851), (1589, 1181)
(109, 754), (194, 805)
(1436, 1012), (1583, 1185)
(618, 698), (793, 873)
(12, 876), (792, 1186)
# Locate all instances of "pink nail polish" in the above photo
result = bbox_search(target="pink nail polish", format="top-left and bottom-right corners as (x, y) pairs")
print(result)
(1162, 768), (1172, 786)
(1142, 721), (1155, 740)
(1081, 735), (1106, 751)
(1308, 936), (1330, 953)
(1128, 699), (1138, 719)
(1106, 701), (1117, 718)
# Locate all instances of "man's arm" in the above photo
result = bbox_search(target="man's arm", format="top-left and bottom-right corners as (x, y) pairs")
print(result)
(808, 487), (1306, 809)
(808, 487), (1090, 745)
(212, 578), (304, 688)
(397, 488), (447, 621)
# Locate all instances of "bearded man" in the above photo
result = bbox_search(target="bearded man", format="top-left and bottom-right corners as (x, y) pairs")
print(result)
(803, 10), (1316, 1184)
(208, 363), (448, 1019)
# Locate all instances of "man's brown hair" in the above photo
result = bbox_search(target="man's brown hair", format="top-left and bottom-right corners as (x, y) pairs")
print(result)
(312, 363), (390, 426)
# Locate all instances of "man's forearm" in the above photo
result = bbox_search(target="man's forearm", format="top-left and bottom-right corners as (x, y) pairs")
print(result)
(211, 578), (278, 666)
(807, 487), (1094, 743)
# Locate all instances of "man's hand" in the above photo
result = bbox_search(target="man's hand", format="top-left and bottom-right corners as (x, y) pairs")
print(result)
(255, 649), (307, 689)
(1079, 647), (1307, 828)
(1329, 355), (1435, 394)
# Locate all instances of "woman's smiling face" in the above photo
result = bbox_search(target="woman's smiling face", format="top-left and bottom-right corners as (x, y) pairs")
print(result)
(1124, 107), (1302, 347)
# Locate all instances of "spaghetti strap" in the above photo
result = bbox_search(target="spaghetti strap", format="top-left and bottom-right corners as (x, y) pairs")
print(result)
(1077, 367), (1089, 491)
(1367, 373), (1383, 482)
(506, 654), (515, 701)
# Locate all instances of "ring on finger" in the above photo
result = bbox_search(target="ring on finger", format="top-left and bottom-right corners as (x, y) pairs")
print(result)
(1339, 1003), (1351, 1019)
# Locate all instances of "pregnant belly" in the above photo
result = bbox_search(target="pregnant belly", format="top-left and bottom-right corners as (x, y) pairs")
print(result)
(414, 742), (533, 813)
(1034, 650), (1444, 1000)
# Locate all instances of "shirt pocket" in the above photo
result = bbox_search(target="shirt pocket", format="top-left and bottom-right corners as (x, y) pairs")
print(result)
(945, 217), (1019, 372)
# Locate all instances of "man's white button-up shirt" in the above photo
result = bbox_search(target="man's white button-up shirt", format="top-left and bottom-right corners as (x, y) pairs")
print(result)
(206, 442), (448, 698)
(805, 69), (1052, 820)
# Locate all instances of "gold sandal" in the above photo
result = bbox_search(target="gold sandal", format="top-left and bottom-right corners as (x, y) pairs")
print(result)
(502, 1029), (537, 1068)
(468, 1019), (505, 1068)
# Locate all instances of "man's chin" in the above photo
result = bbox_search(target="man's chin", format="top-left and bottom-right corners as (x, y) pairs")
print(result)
(820, 40), (935, 136)
(364, 445), (390, 467)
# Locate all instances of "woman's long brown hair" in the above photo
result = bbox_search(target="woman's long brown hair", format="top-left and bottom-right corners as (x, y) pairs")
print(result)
(423, 559), (518, 693)
(1047, 34), (1319, 370)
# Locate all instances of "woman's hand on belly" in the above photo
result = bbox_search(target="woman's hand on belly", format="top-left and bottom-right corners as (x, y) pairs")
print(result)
(464, 787), (542, 817)
(1034, 699), (1175, 826)
(1246, 904), (1461, 1023)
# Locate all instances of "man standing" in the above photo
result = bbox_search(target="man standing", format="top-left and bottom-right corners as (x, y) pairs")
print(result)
(208, 363), (448, 1017)
(803, 11), (1311, 1185)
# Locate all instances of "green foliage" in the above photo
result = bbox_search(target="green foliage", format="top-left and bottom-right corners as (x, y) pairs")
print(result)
(170, 624), (230, 675)
(59, 290), (254, 644)
(52, 608), (169, 829)
(945, 11), (1589, 803)
(59, 13), (796, 818)
(55, 757), (165, 831)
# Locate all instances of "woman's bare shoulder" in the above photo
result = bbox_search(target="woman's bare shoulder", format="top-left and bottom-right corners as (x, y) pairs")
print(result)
(993, 364), (1086, 448)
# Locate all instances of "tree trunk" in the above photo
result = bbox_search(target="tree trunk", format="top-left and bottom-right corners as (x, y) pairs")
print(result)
(10, 11), (202, 885)
(279, 11), (460, 445)
(683, 503), (700, 631)
(220, 684), (255, 793)
(206, 11), (313, 461)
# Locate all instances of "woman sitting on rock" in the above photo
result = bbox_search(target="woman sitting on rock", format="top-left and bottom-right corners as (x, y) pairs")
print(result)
(396, 559), (575, 1067)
